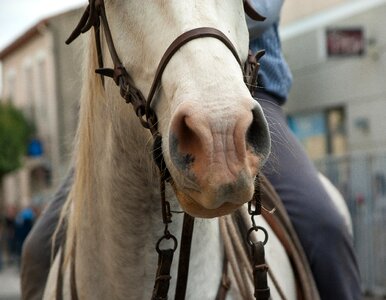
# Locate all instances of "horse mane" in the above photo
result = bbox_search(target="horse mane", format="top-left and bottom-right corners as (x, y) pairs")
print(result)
(52, 30), (107, 266)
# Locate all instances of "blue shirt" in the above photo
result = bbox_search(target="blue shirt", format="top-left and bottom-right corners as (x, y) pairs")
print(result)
(247, 0), (292, 102)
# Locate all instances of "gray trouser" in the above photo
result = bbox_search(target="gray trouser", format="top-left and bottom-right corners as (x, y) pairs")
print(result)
(21, 92), (361, 300)
(256, 91), (361, 300)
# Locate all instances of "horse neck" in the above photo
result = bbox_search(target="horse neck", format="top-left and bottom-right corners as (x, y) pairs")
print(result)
(67, 37), (223, 299)
(72, 137), (224, 299)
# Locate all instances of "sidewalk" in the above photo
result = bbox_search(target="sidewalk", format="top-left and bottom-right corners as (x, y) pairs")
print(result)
(0, 263), (384, 300)
(0, 265), (21, 300)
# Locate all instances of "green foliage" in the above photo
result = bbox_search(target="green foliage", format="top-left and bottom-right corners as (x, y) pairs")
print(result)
(0, 102), (34, 178)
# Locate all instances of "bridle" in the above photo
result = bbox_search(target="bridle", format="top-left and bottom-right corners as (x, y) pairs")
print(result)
(63, 1), (270, 299)
(66, 0), (264, 136)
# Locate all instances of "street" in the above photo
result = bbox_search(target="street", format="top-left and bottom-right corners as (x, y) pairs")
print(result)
(0, 264), (384, 300)
(0, 266), (20, 300)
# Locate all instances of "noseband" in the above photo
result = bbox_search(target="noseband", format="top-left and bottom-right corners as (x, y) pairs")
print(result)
(65, 1), (269, 299)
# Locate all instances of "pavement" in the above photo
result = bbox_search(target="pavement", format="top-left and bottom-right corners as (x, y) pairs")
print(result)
(0, 263), (384, 300)
(0, 265), (21, 300)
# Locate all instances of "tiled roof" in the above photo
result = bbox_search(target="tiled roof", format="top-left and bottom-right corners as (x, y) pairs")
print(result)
(0, 6), (84, 60)
(0, 19), (50, 60)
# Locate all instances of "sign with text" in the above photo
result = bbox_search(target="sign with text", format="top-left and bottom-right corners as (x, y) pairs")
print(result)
(326, 28), (365, 57)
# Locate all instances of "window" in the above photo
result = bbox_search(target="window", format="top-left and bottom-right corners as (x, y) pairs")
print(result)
(326, 107), (347, 155)
(36, 57), (49, 134)
(288, 112), (327, 159)
(24, 66), (35, 122)
(288, 106), (347, 159)
(5, 71), (16, 102)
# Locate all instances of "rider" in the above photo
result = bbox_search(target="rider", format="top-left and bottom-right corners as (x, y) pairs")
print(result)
(248, 0), (361, 299)
(21, 1), (362, 299)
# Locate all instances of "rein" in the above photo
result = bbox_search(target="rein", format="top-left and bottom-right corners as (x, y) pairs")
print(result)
(63, 1), (269, 299)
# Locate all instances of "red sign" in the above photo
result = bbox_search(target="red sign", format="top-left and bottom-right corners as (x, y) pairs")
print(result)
(326, 28), (365, 57)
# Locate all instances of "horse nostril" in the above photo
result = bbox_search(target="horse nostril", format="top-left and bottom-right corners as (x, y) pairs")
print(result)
(246, 104), (271, 160)
(169, 106), (206, 172)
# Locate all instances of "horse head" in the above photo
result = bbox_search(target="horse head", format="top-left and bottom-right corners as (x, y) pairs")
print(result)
(75, 0), (271, 218)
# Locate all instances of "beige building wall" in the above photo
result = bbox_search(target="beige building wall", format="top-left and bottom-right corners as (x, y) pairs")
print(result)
(1, 26), (62, 207)
(49, 8), (84, 170)
(1, 27), (60, 173)
(282, 1), (386, 153)
(0, 8), (84, 208)
(282, 0), (349, 24)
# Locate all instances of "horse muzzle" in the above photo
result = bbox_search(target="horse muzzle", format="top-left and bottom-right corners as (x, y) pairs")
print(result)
(166, 99), (270, 218)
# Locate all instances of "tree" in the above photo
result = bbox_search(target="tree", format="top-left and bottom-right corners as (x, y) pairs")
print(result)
(0, 101), (34, 188)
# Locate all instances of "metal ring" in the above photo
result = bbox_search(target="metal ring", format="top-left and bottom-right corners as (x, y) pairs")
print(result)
(156, 234), (178, 254)
(247, 226), (269, 246)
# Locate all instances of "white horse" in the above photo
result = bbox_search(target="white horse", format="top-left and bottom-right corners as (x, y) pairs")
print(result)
(42, 1), (351, 299)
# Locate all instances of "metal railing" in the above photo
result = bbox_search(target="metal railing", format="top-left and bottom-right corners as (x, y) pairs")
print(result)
(315, 152), (386, 296)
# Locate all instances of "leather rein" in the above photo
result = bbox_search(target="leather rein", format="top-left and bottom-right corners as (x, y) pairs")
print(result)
(63, 1), (269, 299)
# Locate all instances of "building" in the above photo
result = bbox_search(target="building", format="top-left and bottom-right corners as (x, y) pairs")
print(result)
(281, 0), (386, 159)
(0, 7), (84, 208)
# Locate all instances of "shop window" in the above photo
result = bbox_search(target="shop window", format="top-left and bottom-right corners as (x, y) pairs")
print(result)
(288, 112), (327, 159)
(288, 107), (347, 159)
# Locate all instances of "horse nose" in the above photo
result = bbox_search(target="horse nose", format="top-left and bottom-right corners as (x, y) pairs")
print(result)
(168, 101), (270, 192)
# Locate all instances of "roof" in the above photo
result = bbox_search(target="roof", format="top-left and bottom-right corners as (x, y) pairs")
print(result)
(0, 6), (84, 60)
(281, 0), (386, 40)
(0, 19), (50, 60)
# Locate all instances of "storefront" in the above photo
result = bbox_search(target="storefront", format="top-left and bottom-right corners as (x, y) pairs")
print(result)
(281, 0), (386, 156)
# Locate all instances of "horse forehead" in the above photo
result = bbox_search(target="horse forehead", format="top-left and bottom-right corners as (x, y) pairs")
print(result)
(104, 0), (249, 95)
(108, 0), (244, 27)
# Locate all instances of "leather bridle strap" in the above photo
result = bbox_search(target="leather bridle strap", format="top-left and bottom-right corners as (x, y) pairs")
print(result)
(147, 26), (244, 299)
(66, 0), (247, 137)
(144, 26), (244, 126)
(175, 213), (195, 300)
(66, 0), (148, 129)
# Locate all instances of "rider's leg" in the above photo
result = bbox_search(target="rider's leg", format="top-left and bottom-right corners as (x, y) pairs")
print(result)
(256, 91), (362, 300)
(20, 169), (73, 300)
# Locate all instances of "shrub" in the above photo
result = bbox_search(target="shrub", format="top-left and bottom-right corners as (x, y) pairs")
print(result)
(0, 102), (34, 178)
